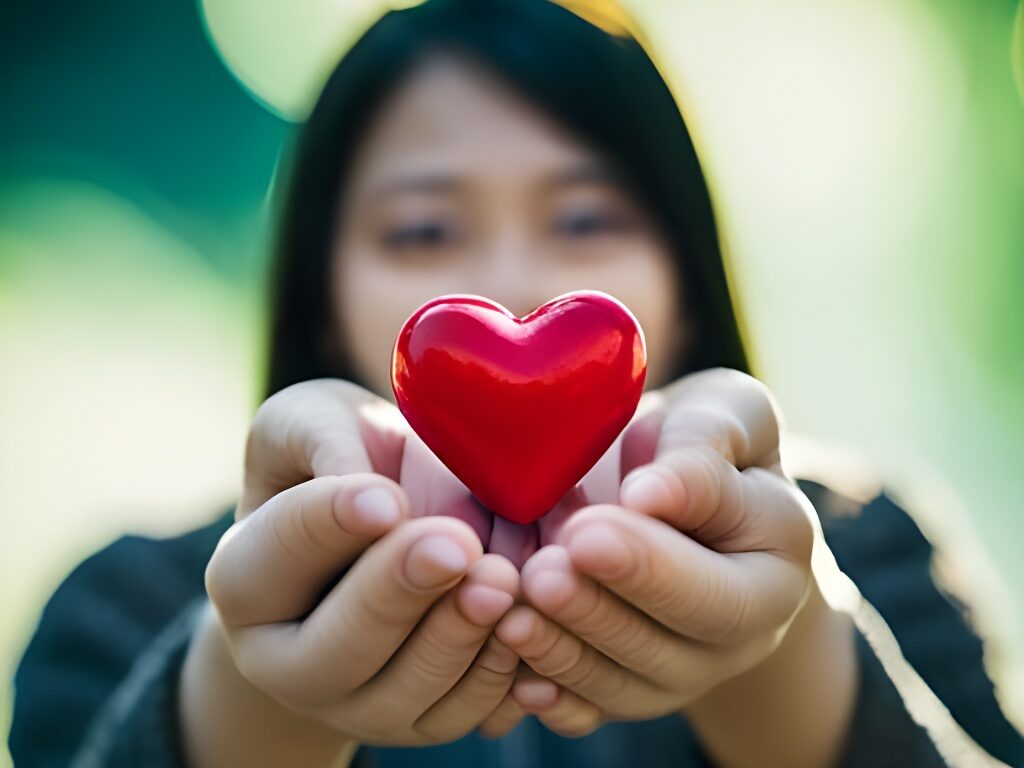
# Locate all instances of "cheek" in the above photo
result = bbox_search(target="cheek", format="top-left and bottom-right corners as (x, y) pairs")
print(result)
(334, 254), (472, 397)
(617, 260), (684, 390)
(333, 255), (408, 397)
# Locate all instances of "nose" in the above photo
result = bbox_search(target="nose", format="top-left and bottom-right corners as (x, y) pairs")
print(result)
(471, 229), (546, 319)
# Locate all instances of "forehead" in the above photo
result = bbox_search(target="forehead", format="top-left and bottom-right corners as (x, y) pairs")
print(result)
(349, 54), (604, 185)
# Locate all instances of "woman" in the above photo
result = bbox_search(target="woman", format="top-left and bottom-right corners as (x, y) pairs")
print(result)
(10, 0), (1022, 766)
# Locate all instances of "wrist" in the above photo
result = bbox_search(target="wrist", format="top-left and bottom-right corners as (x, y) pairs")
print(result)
(683, 577), (858, 768)
(179, 602), (357, 768)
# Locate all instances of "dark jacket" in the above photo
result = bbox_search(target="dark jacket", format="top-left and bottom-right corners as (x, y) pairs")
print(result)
(9, 479), (1024, 767)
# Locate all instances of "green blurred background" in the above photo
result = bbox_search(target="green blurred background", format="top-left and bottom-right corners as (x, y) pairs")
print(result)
(1, 0), (1021, 764)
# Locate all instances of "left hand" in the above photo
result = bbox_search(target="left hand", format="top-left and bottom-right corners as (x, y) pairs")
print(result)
(481, 368), (817, 737)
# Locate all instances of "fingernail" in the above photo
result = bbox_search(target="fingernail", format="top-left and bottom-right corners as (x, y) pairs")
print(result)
(405, 535), (469, 588)
(620, 469), (675, 512)
(567, 522), (632, 577)
(524, 568), (575, 609)
(494, 607), (536, 648)
(514, 678), (559, 709)
(459, 584), (516, 625)
(353, 486), (401, 527)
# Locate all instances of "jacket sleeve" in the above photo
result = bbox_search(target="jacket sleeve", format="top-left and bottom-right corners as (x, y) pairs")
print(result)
(8, 512), (232, 768)
(799, 479), (1024, 767)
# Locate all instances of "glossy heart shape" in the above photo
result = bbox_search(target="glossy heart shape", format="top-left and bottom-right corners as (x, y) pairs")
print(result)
(391, 290), (646, 524)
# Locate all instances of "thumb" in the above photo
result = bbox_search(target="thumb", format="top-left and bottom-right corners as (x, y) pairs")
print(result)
(207, 473), (409, 627)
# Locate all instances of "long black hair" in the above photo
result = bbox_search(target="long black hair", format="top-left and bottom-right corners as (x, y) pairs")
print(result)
(265, 0), (750, 398)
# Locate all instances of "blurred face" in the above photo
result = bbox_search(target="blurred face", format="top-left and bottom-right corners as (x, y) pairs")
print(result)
(330, 54), (689, 402)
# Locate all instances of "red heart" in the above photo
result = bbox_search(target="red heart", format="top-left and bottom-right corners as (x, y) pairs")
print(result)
(391, 290), (646, 524)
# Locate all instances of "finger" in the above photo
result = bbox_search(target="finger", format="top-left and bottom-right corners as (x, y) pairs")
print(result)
(520, 545), (714, 693)
(619, 369), (782, 492)
(414, 634), (520, 742)
(511, 671), (604, 738)
(356, 554), (518, 718)
(399, 431), (493, 544)
(207, 473), (408, 626)
(667, 368), (782, 466)
(537, 485), (588, 549)
(478, 692), (528, 739)
(622, 444), (814, 557)
(495, 606), (671, 720)
(561, 506), (810, 644)
(240, 379), (407, 517)
(229, 516), (482, 707)
(619, 390), (666, 477)
(489, 516), (540, 570)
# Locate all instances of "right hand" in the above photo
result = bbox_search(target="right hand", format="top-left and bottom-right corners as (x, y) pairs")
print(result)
(194, 379), (524, 755)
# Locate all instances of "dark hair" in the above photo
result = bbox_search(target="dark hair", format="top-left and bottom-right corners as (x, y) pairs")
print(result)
(265, 0), (751, 398)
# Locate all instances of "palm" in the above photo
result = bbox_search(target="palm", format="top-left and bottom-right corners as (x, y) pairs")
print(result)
(388, 389), (664, 567)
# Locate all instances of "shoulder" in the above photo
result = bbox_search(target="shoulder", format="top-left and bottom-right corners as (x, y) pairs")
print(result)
(9, 509), (234, 767)
(25, 509), (233, 659)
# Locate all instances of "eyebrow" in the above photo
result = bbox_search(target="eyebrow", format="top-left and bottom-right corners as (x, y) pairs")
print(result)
(545, 162), (624, 191)
(365, 161), (627, 202)
(368, 173), (462, 201)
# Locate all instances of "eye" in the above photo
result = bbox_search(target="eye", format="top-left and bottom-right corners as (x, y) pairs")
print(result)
(554, 207), (632, 238)
(379, 219), (457, 251)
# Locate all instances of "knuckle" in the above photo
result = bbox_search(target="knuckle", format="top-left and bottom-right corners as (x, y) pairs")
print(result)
(729, 368), (773, 405)
(231, 632), (308, 709)
(787, 489), (817, 564)
(267, 491), (316, 564)
(700, 565), (752, 643)
(408, 628), (467, 685)
(694, 444), (728, 494)
(231, 640), (264, 688)
(467, 661), (515, 694)
(203, 559), (231, 618)
(474, 637), (520, 677)
(247, 391), (281, 442)
(308, 432), (365, 477)
(631, 546), (677, 619)
(666, 445), (724, 518)
(742, 471), (816, 565)
(544, 636), (593, 688)
(247, 384), (306, 458)
(554, 575), (601, 627)
(203, 529), (249, 625)
(353, 581), (407, 634)
(281, 410), (313, 478)
(602, 605), (653, 663)
(518, 617), (561, 662)
(711, 367), (773, 409)
(659, 560), (711, 636)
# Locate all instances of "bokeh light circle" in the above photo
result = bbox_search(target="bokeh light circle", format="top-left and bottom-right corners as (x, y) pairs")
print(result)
(199, 0), (425, 121)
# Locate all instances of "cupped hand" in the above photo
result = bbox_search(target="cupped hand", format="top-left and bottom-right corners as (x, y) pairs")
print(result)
(486, 368), (816, 738)
(200, 379), (522, 749)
